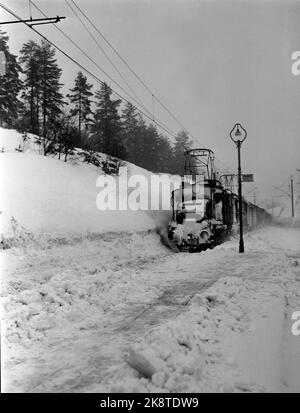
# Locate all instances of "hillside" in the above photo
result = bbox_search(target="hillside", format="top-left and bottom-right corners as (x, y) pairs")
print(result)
(0, 127), (171, 242)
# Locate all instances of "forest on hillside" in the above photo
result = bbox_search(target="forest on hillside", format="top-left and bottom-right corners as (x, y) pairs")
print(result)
(0, 28), (193, 175)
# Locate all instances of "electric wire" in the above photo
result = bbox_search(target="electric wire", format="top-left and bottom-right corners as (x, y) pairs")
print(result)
(64, 0), (144, 109)
(0, 2), (177, 139)
(0, 2), (235, 172)
(69, 0), (235, 171)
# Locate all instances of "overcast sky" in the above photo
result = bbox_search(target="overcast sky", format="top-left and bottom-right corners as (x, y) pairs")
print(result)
(2, 0), (300, 204)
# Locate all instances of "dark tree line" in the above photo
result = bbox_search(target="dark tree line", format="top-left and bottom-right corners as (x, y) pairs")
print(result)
(0, 28), (192, 173)
(0, 28), (22, 126)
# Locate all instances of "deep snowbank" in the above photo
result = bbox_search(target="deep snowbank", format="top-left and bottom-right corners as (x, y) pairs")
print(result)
(0, 127), (172, 239)
(0, 153), (155, 234)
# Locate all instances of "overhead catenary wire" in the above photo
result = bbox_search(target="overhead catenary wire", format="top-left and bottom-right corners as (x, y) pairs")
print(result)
(0, 3), (178, 139)
(70, 0), (191, 134)
(28, 0), (32, 20)
(0, 2), (235, 172)
(69, 0), (235, 171)
(29, 0), (175, 139)
(29, 1), (155, 122)
(1, 2), (177, 139)
(64, 0), (145, 110)
(60, 0), (176, 138)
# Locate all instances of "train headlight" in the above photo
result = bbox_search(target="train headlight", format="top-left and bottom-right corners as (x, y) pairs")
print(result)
(200, 230), (210, 241)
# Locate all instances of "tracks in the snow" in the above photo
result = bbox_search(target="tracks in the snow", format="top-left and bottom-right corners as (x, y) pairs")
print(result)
(113, 279), (215, 337)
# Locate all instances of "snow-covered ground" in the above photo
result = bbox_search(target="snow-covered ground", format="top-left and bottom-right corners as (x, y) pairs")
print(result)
(1, 226), (300, 393)
(1, 127), (300, 393)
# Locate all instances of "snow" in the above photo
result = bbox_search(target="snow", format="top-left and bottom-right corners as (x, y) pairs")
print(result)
(0, 128), (41, 154)
(95, 270), (298, 393)
(0, 153), (157, 235)
(270, 190), (300, 228)
(2, 226), (300, 392)
(1, 127), (300, 393)
(0, 127), (171, 238)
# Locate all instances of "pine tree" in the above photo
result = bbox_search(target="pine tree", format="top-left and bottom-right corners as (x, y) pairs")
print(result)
(91, 82), (126, 158)
(171, 130), (193, 175)
(142, 123), (161, 171)
(141, 124), (174, 173)
(19, 40), (40, 134)
(67, 71), (93, 142)
(19, 39), (65, 150)
(121, 102), (142, 164)
(0, 28), (22, 127)
(155, 134), (173, 173)
(38, 40), (65, 152)
(120, 108), (174, 172)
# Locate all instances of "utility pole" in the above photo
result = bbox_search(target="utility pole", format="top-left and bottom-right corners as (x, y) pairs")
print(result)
(291, 176), (294, 218)
(0, 16), (65, 26)
(0, 2), (65, 27)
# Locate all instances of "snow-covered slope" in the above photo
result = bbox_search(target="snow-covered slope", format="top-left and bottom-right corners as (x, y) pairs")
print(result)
(0, 153), (156, 235)
(0, 128), (42, 154)
(0, 127), (171, 239)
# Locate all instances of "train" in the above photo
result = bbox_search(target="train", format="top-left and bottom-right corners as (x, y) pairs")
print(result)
(168, 148), (272, 251)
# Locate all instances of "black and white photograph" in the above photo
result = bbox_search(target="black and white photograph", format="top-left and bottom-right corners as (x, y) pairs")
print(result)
(0, 0), (300, 396)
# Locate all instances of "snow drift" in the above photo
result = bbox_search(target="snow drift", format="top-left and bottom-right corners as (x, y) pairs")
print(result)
(0, 127), (172, 241)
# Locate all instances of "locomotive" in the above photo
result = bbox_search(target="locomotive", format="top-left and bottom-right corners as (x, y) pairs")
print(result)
(168, 148), (271, 251)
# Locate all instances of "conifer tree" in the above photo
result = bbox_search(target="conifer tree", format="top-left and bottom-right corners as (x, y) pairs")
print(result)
(142, 123), (160, 171)
(67, 71), (93, 141)
(0, 28), (22, 127)
(38, 40), (65, 146)
(155, 134), (173, 173)
(121, 102), (142, 164)
(19, 39), (64, 147)
(19, 40), (40, 133)
(171, 130), (193, 175)
(121, 106), (174, 172)
(91, 82), (126, 158)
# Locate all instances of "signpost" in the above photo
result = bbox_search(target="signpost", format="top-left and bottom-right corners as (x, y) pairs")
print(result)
(242, 174), (254, 183)
(220, 173), (254, 187)
(230, 123), (247, 253)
